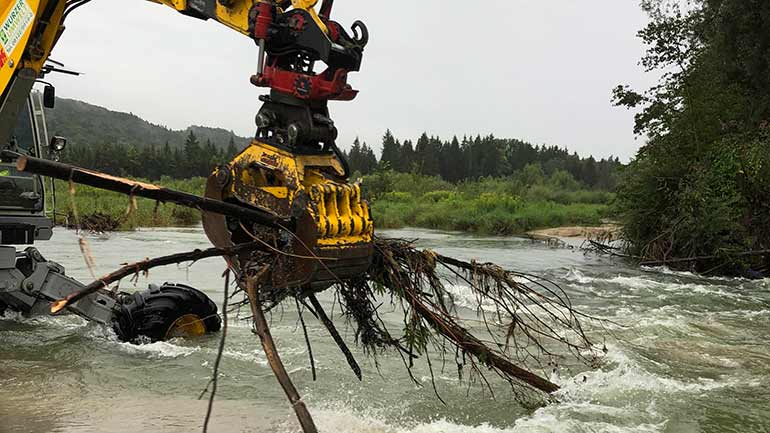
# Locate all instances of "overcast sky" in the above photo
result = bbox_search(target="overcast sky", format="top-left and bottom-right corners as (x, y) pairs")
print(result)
(48, 0), (654, 161)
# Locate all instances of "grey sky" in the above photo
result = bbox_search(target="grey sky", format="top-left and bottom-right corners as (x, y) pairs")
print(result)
(49, 0), (653, 161)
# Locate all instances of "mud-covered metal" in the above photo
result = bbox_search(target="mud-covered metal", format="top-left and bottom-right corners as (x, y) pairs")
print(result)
(202, 139), (373, 299)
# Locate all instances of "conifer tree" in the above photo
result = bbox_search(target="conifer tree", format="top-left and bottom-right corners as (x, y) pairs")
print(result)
(183, 130), (201, 176)
(359, 142), (378, 174)
(226, 135), (239, 160)
(348, 137), (363, 174)
(380, 129), (400, 170)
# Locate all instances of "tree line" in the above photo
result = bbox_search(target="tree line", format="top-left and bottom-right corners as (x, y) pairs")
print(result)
(60, 127), (619, 191)
(62, 131), (241, 180)
(345, 131), (621, 189)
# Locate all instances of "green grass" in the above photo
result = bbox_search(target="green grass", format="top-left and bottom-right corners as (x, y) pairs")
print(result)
(50, 169), (613, 236)
(364, 170), (612, 235)
(52, 177), (205, 231)
(371, 192), (607, 235)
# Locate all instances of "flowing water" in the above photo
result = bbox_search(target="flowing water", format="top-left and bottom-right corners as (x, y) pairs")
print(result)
(1, 227), (769, 433)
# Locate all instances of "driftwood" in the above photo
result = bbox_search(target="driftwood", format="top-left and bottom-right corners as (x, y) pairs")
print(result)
(26, 159), (606, 432)
(50, 242), (266, 313)
(361, 239), (598, 393)
(639, 250), (770, 267)
(66, 212), (121, 232)
(583, 237), (769, 277)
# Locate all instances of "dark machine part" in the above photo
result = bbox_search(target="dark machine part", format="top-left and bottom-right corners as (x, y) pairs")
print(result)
(113, 283), (222, 342)
(255, 92), (338, 151)
(248, 0), (368, 158)
(0, 92), (54, 245)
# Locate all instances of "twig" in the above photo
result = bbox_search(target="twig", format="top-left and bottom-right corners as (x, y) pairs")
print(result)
(296, 297), (317, 381)
(201, 269), (231, 433)
(67, 176), (98, 280)
(308, 294), (362, 381)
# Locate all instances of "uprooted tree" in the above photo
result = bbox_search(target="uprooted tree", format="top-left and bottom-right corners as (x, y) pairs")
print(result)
(20, 155), (605, 432)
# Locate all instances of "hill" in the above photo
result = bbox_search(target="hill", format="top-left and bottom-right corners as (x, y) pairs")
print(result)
(44, 97), (251, 151)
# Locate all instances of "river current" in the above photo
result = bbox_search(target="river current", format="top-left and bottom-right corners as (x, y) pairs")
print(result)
(1, 227), (768, 433)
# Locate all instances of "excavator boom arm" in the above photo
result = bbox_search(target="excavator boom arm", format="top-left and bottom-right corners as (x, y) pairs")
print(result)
(0, 0), (338, 145)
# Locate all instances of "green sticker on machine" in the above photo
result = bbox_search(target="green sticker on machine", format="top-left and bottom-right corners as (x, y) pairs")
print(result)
(0, 0), (34, 57)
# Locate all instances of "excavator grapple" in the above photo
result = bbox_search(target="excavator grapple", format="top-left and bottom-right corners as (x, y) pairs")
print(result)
(203, 140), (374, 300)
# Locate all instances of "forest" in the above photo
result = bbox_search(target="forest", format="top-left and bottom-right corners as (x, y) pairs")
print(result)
(344, 131), (620, 188)
(45, 96), (620, 185)
(56, 120), (619, 191)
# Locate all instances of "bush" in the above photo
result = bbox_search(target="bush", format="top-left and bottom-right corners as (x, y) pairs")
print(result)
(47, 166), (614, 237)
(365, 170), (609, 235)
(616, 133), (770, 265)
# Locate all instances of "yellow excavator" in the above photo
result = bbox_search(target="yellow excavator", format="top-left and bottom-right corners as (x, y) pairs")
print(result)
(0, 0), (373, 341)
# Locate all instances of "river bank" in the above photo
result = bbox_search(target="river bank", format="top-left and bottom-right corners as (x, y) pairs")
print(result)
(527, 224), (621, 239)
(365, 171), (614, 236)
(54, 172), (614, 236)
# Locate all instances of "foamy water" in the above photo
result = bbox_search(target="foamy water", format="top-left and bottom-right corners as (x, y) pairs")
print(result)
(2, 227), (769, 433)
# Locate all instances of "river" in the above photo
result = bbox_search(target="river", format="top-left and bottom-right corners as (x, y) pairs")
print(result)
(1, 227), (768, 433)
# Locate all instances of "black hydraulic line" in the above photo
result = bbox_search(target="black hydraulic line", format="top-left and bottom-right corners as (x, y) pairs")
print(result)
(63, 0), (93, 22)
(331, 142), (351, 178)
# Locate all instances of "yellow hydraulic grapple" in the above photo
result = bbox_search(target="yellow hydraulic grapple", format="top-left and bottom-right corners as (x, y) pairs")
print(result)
(203, 139), (374, 296)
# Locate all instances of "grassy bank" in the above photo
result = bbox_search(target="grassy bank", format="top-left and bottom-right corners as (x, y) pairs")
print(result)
(363, 171), (613, 235)
(52, 177), (205, 230)
(51, 168), (613, 235)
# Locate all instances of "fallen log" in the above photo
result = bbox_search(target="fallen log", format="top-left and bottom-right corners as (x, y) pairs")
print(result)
(639, 249), (770, 267)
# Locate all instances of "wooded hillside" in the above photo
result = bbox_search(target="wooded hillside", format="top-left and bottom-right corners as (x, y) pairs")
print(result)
(45, 97), (250, 151)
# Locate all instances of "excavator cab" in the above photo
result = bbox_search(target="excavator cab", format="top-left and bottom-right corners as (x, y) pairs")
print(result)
(0, 90), (57, 244)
